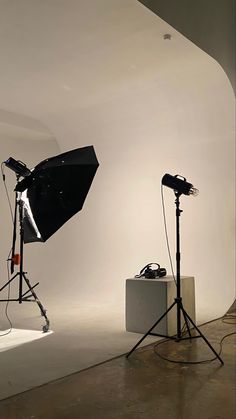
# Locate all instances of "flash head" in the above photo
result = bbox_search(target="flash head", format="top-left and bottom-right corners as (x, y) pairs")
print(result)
(4, 157), (31, 178)
(162, 173), (199, 196)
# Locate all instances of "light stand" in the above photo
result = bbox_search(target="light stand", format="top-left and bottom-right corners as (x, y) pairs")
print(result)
(0, 178), (50, 332)
(1, 148), (99, 332)
(126, 175), (223, 365)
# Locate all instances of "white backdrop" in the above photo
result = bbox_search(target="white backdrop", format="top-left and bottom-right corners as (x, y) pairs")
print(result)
(1, 69), (233, 326)
(0, 0), (235, 326)
(40, 61), (235, 324)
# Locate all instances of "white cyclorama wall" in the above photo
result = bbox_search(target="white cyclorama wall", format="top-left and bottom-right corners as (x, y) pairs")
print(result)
(43, 64), (235, 325)
(0, 87), (234, 327)
(0, 1), (234, 327)
(0, 131), (60, 309)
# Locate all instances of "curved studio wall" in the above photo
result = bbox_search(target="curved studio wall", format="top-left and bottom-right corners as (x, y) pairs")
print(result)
(0, 2), (234, 325)
(44, 17), (235, 324)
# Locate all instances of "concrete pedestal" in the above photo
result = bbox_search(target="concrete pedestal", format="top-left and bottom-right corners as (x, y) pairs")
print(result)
(126, 276), (195, 335)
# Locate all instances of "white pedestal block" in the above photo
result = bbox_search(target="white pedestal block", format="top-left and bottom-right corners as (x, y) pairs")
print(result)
(126, 276), (195, 335)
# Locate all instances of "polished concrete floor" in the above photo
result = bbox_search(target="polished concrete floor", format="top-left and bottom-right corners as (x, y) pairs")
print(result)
(0, 315), (235, 419)
(0, 301), (158, 399)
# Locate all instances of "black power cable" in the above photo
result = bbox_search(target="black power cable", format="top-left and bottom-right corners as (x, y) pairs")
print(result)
(160, 179), (235, 364)
(153, 318), (236, 365)
(221, 312), (236, 325)
(161, 183), (176, 286)
(0, 249), (13, 337)
(0, 163), (14, 337)
(1, 162), (14, 222)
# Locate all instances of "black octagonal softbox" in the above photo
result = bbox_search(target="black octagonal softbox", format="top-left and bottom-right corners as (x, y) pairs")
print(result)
(16, 145), (99, 243)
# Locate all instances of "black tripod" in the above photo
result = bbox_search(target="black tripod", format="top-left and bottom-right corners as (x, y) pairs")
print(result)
(126, 192), (223, 365)
(0, 187), (50, 332)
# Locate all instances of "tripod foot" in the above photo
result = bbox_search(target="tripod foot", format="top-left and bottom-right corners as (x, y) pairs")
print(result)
(42, 321), (50, 333)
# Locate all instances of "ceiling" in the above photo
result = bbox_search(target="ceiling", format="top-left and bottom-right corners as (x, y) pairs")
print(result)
(0, 0), (233, 144)
(139, 0), (236, 94)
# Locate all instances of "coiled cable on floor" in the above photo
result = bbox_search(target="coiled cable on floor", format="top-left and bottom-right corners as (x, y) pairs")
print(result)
(153, 316), (236, 365)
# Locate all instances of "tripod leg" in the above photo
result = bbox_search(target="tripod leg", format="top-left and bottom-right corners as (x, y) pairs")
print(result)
(182, 307), (224, 365)
(0, 273), (18, 293)
(181, 306), (192, 338)
(126, 300), (177, 358)
(23, 273), (50, 332)
(21, 282), (39, 298)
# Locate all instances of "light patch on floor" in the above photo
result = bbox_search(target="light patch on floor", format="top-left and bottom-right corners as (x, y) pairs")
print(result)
(0, 328), (53, 352)
(0, 301), (158, 400)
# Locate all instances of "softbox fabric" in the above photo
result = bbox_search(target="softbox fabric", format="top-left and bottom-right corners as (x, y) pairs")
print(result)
(19, 146), (99, 243)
